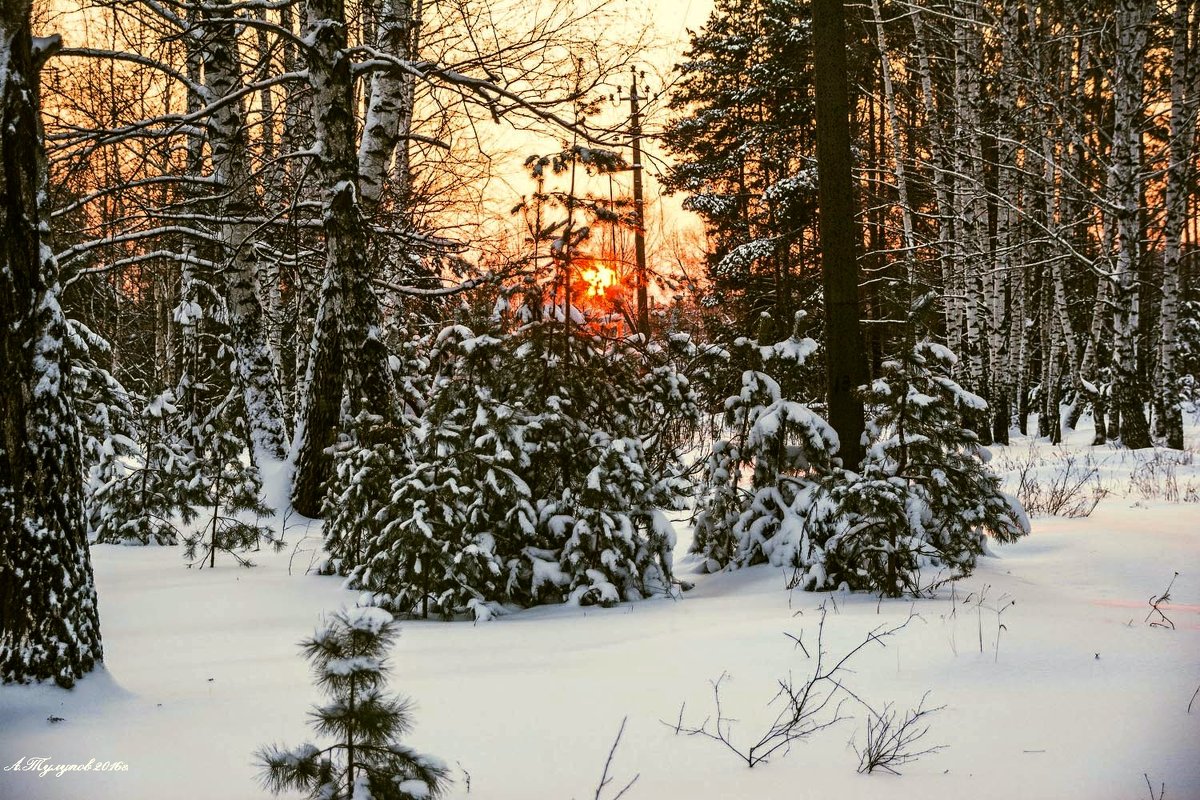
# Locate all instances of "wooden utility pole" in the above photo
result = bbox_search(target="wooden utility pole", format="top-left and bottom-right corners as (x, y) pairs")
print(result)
(812, 0), (869, 469)
(629, 67), (650, 337)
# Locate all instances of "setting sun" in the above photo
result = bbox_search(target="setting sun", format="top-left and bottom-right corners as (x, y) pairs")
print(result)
(580, 261), (619, 298)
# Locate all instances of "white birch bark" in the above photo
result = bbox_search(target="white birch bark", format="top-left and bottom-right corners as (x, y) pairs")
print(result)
(869, 0), (915, 284)
(1156, 0), (1194, 450)
(912, 6), (960, 348)
(1107, 0), (1152, 449)
(203, 0), (289, 460)
(356, 0), (416, 215)
(952, 0), (991, 441)
(989, 0), (1023, 444)
(291, 0), (399, 516)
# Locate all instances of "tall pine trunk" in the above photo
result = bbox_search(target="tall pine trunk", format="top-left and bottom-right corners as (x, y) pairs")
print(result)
(0, 18), (103, 687)
(812, 0), (868, 469)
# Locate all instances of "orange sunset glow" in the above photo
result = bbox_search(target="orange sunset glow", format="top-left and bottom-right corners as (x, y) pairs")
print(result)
(580, 260), (619, 298)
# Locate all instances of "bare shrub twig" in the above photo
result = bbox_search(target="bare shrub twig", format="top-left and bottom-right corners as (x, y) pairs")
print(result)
(590, 717), (638, 800)
(664, 606), (916, 768)
(854, 692), (946, 775)
(1143, 773), (1165, 800)
(1146, 573), (1179, 630)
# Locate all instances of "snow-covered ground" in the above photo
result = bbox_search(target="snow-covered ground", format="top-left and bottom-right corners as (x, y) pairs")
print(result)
(3, 423), (1199, 800)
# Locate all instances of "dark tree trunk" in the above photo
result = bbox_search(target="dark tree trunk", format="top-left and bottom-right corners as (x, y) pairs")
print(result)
(0, 14), (102, 687)
(992, 391), (1010, 446)
(812, 0), (868, 469)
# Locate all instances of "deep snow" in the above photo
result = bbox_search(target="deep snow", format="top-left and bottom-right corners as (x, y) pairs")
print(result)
(2, 427), (1198, 800)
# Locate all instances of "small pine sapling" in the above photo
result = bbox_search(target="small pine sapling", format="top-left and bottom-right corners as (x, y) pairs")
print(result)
(353, 390), (512, 618)
(182, 388), (278, 567)
(91, 389), (201, 545)
(255, 606), (449, 800)
(65, 317), (139, 537)
(690, 439), (742, 571)
(322, 412), (410, 577)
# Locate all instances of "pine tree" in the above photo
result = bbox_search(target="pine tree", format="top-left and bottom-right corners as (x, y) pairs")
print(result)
(1175, 301), (1200, 412)
(662, 0), (824, 334)
(256, 605), (449, 800)
(90, 389), (200, 546)
(322, 413), (411, 578)
(340, 283), (700, 618)
(337, 393), (515, 619)
(182, 387), (279, 568)
(818, 315), (1030, 596)
(65, 317), (141, 538)
(690, 312), (840, 576)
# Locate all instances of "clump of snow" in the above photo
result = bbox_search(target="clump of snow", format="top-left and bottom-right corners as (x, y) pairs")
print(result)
(341, 606), (394, 634)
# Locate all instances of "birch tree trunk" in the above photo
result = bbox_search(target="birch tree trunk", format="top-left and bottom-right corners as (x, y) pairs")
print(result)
(256, 6), (286, 388)
(989, 0), (1023, 445)
(869, 0), (915, 283)
(204, 0), (289, 460)
(1108, 0), (1152, 449)
(1155, 0), (1194, 451)
(280, 0), (317, 425)
(952, 1), (992, 443)
(292, 0), (399, 517)
(357, 0), (416, 215)
(912, 6), (960, 353)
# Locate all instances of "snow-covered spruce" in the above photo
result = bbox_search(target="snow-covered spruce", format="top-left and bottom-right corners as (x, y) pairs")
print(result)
(326, 304), (699, 618)
(815, 339), (1030, 596)
(255, 605), (449, 800)
(63, 317), (145, 540)
(691, 313), (1028, 596)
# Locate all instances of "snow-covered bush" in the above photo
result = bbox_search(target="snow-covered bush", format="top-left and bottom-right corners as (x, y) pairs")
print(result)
(691, 308), (1029, 597)
(690, 312), (839, 576)
(331, 291), (700, 618)
(1175, 300), (1200, 412)
(817, 340), (1030, 596)
(62, 318), (147, 541)
(255, 605), (449, 800)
